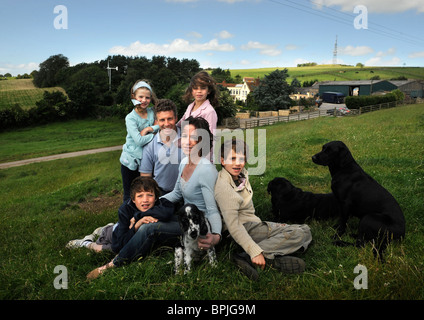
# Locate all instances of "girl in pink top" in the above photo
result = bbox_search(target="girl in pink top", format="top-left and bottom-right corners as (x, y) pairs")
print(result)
(177, 71), (219, 135)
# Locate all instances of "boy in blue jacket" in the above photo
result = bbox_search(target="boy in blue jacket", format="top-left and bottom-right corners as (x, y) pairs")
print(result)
(87, 177), (181, 280)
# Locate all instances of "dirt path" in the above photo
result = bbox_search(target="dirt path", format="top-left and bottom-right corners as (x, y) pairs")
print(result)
(0, 145), (122, 169)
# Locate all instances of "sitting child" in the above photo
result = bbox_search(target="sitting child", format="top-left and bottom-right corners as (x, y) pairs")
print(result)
(82, 177), (180, 280)
(214, 139), (312, 280)
(66, 177), (173, 253)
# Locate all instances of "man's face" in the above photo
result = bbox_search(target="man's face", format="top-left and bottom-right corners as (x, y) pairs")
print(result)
(156, 110), (177, 136)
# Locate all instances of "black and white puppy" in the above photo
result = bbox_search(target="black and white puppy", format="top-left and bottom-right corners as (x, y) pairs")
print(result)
(175, 204), (217, 274)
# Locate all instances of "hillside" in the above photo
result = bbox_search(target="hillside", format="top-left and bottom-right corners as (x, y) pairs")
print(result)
(0, 79), (66, 110)
(229, 65), (424, 84)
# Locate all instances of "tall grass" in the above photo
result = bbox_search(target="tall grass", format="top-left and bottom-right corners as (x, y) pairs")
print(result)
(0, 104), (423, 300)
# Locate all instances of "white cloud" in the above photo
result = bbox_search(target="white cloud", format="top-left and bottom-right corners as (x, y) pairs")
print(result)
(339, 45), (374, 56)
(187, 31), (202, 39)
(241, 41), (282, 56)
(216, 30), (234, 39)
(109, 38), (235, 56)
(314, 0), (424, 13)
(365, 56), (401, 66)
(409, 51), (424, 58)
(0, 62), (38, 75)
(285, 44), (299, 51)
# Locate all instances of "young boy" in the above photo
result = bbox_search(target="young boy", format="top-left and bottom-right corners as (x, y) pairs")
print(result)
(86, 176), (181, 280)
(214, 139), (312, 280)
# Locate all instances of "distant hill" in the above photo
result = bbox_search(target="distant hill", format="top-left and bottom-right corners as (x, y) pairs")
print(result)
(0, 79), (66, 110)
(229, 65), (424, 84)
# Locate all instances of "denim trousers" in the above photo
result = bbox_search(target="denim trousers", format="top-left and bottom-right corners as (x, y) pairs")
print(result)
(113, 215), (182, 267)
(243, 221), (312, 259)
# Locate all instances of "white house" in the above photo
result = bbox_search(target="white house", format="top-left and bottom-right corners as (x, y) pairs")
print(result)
(218, 77), (260, 102)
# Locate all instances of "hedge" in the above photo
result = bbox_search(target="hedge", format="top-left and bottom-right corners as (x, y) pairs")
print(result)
(345, 92), (397, 109)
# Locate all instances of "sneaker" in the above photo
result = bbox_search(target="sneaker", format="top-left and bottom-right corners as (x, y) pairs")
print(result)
(65, 235), (94, 249)
(231, 252), (259, 281)
(269, 255), (306, 274)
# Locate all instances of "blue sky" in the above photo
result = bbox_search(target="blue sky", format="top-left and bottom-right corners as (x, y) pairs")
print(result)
(1, 0), (424, 76)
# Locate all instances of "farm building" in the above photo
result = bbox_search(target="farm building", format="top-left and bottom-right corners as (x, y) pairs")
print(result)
(318, 79), (424, 98)
(388, 80), (424, 98)
(318, 80), (397, 97)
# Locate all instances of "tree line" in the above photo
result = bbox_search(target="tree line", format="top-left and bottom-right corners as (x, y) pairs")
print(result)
(1, 53), (307, 131)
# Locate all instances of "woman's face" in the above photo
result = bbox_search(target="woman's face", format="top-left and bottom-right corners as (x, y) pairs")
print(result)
(181, 124), (199, 157)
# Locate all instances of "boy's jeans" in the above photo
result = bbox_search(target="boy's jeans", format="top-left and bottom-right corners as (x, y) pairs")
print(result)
(113, 215), (181, 266)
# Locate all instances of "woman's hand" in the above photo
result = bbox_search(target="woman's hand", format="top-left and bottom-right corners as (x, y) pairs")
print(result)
(198, 233), (220, 250)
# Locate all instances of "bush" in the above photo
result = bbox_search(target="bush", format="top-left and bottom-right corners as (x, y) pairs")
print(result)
(0, 104), (29, 131)
(345, 93), (397, 109)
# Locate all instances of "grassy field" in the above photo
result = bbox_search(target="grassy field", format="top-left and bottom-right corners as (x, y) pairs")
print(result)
(0, 103), (423, 302)
(0, 79), (66, 110)
(230, 65), (424, 83)
(0, 118), (126, 163)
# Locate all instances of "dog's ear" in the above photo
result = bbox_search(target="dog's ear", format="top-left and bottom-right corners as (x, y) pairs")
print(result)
(199, 212), (209, 236)
(333, 141), (354, 167)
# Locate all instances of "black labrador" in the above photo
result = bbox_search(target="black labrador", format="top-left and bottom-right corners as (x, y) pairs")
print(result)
(312, 141), (405, 257)
(267, 177), (340, 223)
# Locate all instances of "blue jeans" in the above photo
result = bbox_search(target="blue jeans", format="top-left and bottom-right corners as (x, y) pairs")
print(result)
(112, 215), (181, 267)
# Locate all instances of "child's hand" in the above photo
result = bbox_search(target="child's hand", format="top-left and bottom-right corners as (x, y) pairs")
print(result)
(251, 253), (266, 270)
(129, 217), (136, 229)
(134, 216), (158, 231)
(140, 127), (153, 136)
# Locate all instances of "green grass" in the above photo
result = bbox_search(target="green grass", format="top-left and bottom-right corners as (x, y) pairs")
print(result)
(230, 65), (424, 84)
(0, 118), (126, 163)
(0, 104), (423, 300)
(0, 79), (66, 110)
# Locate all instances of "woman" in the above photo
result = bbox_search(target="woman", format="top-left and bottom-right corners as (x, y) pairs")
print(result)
(162, 116), (222, 250)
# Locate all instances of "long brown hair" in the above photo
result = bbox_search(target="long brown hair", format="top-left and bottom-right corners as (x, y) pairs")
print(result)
(183, 71), (220, 108)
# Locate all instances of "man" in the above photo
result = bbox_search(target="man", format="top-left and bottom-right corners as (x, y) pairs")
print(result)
(139, 99), (183, 195)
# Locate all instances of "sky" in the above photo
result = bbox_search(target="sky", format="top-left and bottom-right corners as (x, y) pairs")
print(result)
(1, 0), (424, 76)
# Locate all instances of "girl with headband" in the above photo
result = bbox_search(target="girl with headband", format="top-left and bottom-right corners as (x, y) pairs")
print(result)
(119, 79), (159, 203)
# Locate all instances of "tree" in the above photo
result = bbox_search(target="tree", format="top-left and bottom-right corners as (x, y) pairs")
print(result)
(211, 68), (234, 83)
(33, 54), (69, 87)
(291, 77), (301, 90)
(252, 69), (293, 110)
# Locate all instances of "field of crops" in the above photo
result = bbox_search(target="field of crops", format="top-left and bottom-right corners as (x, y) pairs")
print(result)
(0, 79), (66, 110)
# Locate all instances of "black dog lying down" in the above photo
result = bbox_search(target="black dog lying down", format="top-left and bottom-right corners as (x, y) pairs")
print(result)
(312, 140), (405, 257)
(267, 177), (340, 223)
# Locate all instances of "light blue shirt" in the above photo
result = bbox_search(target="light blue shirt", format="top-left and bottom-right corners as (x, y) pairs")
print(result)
(139, 127), (184, 193)
(162, 157), (222, 235)
(119, 108), (159, 171)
